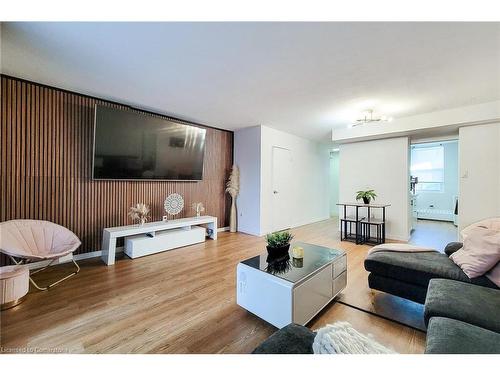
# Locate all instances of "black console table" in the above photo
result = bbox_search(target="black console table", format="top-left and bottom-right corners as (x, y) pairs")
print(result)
(337, 202), (390, 245)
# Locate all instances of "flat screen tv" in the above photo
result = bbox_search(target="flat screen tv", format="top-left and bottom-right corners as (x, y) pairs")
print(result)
(93, 105), (206, 180)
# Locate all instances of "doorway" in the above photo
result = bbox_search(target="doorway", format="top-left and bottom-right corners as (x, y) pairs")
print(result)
(409, 140), (458, 250)
(329, 149), (340, 219)
(271, 146), (293, 232)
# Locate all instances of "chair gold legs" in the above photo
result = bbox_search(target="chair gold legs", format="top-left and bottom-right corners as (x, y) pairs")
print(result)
(9, 256), (80, 291)
(29, 259), (80, 291)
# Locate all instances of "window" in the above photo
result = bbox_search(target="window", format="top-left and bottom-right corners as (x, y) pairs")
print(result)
(411, 145), (444, 192)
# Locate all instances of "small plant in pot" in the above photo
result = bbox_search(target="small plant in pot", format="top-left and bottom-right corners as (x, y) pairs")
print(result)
(356, 190), (377, 204)
(265, 231), (294, 257)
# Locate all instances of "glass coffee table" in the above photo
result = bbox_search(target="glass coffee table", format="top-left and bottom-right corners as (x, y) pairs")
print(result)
(236, 242), (347, 328)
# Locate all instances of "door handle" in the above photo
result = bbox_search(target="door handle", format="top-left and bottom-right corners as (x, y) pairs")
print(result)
(273, 190), (279, 194)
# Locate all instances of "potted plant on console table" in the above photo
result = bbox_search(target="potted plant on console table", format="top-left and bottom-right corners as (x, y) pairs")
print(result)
(265, 231), (294, 257)
(356, 189), (377, 204)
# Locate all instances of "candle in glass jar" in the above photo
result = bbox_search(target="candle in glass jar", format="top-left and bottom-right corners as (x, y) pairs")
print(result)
(292, 246), (304, 259)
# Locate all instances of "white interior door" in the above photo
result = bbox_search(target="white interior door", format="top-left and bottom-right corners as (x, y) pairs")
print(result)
(272, 146), (293, 232)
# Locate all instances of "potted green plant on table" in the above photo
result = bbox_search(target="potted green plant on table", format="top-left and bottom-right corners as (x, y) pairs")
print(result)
(356, 190), (377, 204)
(265, 231), (294, 257)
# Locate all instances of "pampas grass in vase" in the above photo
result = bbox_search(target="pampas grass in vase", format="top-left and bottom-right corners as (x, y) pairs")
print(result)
(192, 202), (205, 217)
(128, 203), (150, 226)
(225, 165), (240, 233)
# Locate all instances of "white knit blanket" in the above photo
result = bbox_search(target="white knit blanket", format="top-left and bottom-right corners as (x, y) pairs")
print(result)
(367, 243), (437, 256)
(313, 322), (396, 354)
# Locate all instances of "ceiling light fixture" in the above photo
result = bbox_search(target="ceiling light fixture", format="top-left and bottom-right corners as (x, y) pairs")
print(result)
(350, 109), (393, 128)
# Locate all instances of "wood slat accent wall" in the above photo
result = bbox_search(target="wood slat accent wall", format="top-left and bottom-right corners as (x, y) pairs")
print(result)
(0, 76), (233, 265)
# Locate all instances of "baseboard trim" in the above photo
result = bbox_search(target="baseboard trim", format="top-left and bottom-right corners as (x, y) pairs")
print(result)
(288, 216), (331, 231)
(23, 227), (228, 270)
(236, 229), (261, 236)
(257, 216), (332, 237)
(24, 247), (125, 270)
(386, 234), (411, 242)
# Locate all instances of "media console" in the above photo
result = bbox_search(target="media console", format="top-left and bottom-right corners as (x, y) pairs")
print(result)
(101, 216), (218, 266)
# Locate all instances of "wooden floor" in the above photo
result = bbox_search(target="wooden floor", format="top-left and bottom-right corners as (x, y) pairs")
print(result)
(0, 219), (426, 353)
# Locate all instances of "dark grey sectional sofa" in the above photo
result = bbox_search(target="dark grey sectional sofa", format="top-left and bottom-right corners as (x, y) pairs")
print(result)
(252, 278), (500, 354)
(252, 324), (315, 354)
(424, 279), (500, 353)
(364, 242), (498, 304)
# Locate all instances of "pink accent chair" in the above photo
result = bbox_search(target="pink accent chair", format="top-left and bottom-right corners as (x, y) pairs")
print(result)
(0, 220), (81, 290)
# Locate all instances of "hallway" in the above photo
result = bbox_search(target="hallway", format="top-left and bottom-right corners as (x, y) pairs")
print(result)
(409, 219), (458, 251)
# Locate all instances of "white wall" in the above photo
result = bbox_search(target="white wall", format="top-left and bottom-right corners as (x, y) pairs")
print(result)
(339, 137), (410, 241)
(234, 125), (330, 236)
(459, 123), (500, 231)
(234, 126), (262, 235)
(413, 140), (458, 215)
(329, 151), (340, 216)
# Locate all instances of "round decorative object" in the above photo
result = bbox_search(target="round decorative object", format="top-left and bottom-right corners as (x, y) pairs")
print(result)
(164, 193), (184, 216)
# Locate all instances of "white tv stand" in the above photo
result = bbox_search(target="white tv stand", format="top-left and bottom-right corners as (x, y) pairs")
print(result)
(101, 216), (218, 266)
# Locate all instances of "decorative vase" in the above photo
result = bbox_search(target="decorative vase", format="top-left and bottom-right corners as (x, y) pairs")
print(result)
(226, 165), (239, 233)
(192, 202), (204, 218)
(266, 244), (290, 257)
(363, 197), (370, 204)
(229, 196), (237, 232)
(140, 218), (146, 226)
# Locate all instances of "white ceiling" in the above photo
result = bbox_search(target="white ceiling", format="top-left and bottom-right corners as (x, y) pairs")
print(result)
(2, 22), (499, 141)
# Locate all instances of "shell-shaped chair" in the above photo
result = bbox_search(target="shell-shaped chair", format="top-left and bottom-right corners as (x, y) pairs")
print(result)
(0, 220), (81, 291)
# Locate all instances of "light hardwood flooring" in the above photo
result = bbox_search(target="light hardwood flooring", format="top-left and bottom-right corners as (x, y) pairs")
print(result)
(0, 219), (426, 353)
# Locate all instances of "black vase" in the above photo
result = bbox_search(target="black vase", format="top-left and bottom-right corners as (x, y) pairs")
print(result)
(266, 244), (290, 257)
(362, 197), (370, 204)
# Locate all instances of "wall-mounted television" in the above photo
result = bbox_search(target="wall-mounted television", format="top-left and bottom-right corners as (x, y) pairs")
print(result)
(93, 105), (206, 181)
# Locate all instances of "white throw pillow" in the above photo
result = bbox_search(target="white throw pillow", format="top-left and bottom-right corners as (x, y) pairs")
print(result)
(450, 227), (500, 279)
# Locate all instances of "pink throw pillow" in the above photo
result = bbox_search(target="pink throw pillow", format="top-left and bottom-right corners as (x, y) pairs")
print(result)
(450, 227), (500, 279)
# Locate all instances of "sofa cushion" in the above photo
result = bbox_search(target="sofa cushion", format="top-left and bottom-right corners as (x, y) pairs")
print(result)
(424, 279), (500, 333)
(364, 251), (498, 289)
(425, 317), (500, 354)
(252, 324), (315, 354)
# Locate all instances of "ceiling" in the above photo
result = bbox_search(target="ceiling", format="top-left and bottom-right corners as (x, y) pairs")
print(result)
(1, 22), (499, 141)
